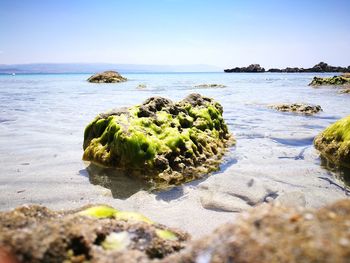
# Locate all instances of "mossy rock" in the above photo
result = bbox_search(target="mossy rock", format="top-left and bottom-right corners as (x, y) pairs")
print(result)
(269, 103), (322, 115)
(87, 71), (127, 83)
(309, 75), (350, 86)
(314, 115), (350, 169)
(83, 93), (234, 188)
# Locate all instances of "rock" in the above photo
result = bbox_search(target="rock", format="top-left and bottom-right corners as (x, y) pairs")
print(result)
(269, 103), (322, 115)
(0, 205), (189, 263)
(83, 93), (234, 188)
(309, 62), (349, 73)
(164, 199), (350, 263)
(3, 201), (350, 263)
(283, 67), (305, 73)
(224, 64), (265, 73)
(267, 68), (282, 72)
(87, 71), (127, 83)
(314, 115), (350, 169)
(226, 62), (350, 73)
(137, 84), (147, 89)
(309, 75), (350, 86)
(194, 84), (226, 88)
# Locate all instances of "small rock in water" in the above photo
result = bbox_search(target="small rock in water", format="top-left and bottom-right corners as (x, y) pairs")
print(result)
(194, 84), (226, 88)
(309, 75), (350, 86)
(87, 71), (127, 83)
(269, 103), (322, 115)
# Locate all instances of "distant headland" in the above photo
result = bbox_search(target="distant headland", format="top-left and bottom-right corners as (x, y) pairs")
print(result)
(224, 62), (350, 73)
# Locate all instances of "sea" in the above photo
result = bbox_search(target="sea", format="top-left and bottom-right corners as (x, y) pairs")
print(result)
(0, 72), (349, 236)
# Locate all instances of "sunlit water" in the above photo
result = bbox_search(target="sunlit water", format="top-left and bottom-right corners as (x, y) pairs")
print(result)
(0, 72), (349, 237)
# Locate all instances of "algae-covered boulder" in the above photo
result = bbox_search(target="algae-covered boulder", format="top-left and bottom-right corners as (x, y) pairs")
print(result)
(87, 71), (127, 83)
(83, 94), (234, 188)
(314, 115), (350, 168)
(309, 75), (350, 86)
(269, 103), (322, 115)
(0, 205), (189, 263)
(164, 200), (350, 263)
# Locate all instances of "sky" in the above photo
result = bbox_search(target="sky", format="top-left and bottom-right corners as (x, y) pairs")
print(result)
(0, 0), (350, 68)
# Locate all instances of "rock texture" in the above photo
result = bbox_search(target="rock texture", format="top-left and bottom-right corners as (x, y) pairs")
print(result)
(87, 71), (127, 83)
(269, 103), (322, 115)
(83, 94), (234, 189)
(164, 200), (350, 263)
(314, 115), (350, 169)
(0, 205), (189, 263)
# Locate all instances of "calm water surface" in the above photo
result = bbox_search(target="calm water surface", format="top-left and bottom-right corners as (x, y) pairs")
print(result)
(0, 72), (349, 236)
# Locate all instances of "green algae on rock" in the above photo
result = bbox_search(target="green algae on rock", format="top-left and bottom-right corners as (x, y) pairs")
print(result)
(83, 93), (234, 188)
(87, 70), (127, 83)
(309, 75), (350, 86)
(0, 205), (189, 263)
(314, 115), (350, 169)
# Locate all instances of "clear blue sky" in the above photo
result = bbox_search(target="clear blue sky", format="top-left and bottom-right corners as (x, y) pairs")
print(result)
(1, 0), (349, 68)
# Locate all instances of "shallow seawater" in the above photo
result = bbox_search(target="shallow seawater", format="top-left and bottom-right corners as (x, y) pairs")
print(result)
(0, 72), (349, 237)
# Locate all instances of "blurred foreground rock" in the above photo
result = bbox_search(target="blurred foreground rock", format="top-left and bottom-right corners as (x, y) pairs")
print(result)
(164, 199), (350, 263)
(0, 205), (188, 263)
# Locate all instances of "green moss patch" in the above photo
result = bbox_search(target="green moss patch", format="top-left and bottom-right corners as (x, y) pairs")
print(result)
(83, 93), (234, 188)
(314, 115), (350, 168)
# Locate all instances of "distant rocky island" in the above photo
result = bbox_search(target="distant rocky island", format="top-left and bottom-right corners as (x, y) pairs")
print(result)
(224, 62), (350, 73)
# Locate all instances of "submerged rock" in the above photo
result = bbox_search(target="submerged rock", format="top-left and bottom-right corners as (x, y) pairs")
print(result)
(83, 94), (234, 188)
(199, 175), (278, 212)
(194, 84), (226, 88)
(164, 199), (350, 263)
(87, 71), (127, 83)
(314, 115), (350, 169)
(269, 103), (322, 115)
(309, 75), (350, 86)
(0, 205), (189, 263)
